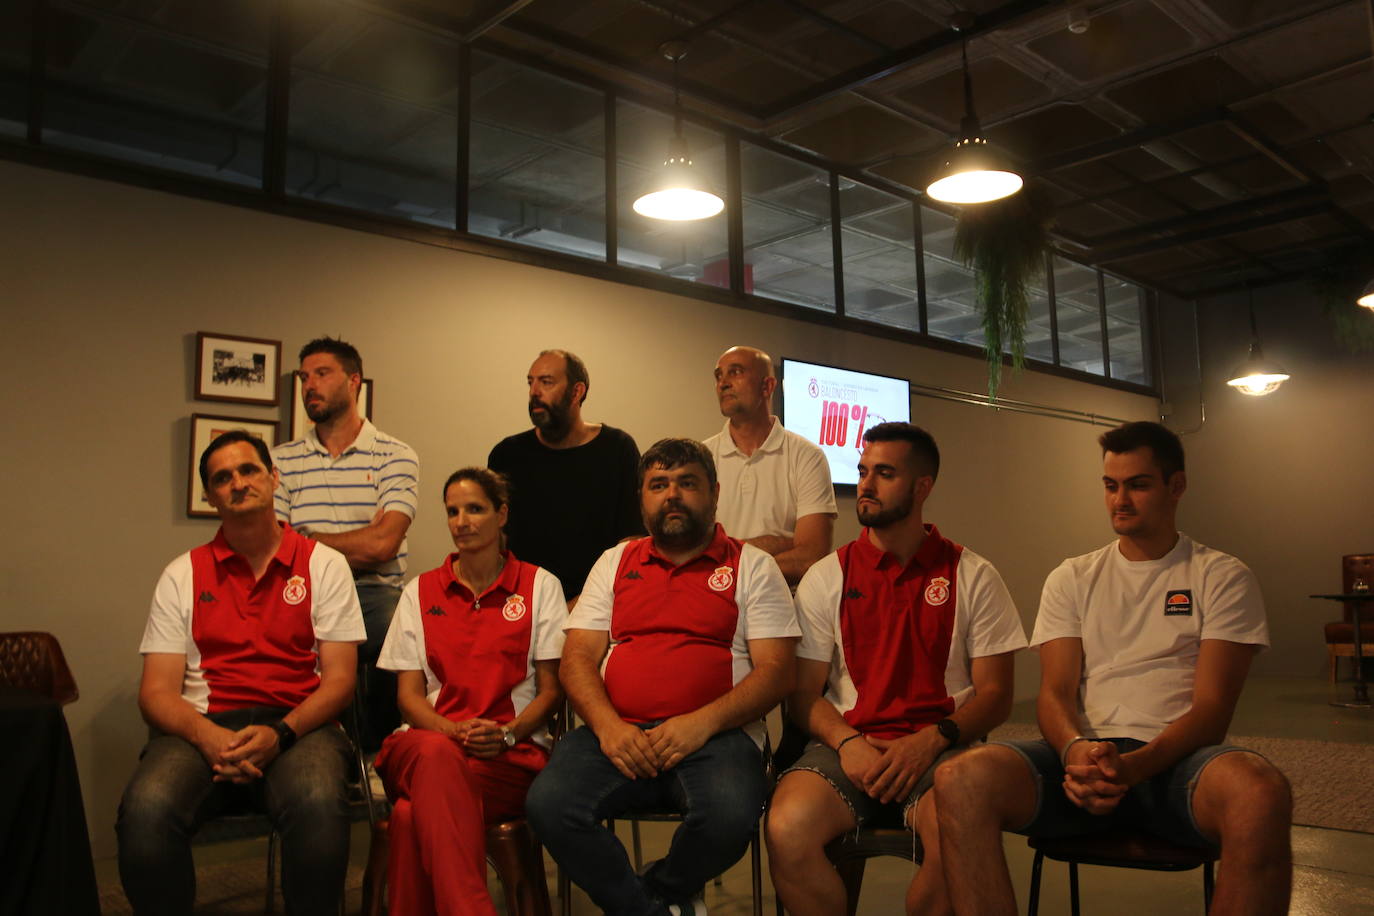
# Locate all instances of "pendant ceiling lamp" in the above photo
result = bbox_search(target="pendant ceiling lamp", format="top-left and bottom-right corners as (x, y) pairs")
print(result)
(1226, 286), (1290, 397)
(1358, 276), (1374, 309)
(632, 40), (724, 222)
(926, 16), (1023, 205)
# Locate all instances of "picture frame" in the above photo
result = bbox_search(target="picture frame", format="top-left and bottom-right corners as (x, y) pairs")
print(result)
(187, 413), (280, 518)
(195, 332), (282, 406)
(289, 374), (373, 441)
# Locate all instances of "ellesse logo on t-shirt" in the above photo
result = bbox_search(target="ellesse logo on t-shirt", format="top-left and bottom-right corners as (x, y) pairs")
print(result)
(1164, 589), (1193, 616)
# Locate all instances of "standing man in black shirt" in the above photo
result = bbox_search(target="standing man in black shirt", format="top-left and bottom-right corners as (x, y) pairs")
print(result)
(489, 349), (644, 605)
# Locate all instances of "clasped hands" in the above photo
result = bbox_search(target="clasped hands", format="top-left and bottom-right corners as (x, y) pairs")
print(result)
(200, 724), (283, 784)
(443, 718), (509, 758)
(838, 730), (942, 804)
(1062, 741), (1136, 814)
(597, 714), (715, 780)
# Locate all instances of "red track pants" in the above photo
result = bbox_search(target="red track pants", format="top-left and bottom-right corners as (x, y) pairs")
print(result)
(375, 729), (540, 916)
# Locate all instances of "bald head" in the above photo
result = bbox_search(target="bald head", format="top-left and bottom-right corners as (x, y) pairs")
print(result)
(714, 345), (777, 421)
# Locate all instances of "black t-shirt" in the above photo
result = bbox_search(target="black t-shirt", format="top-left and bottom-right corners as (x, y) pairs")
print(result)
(488, 425), (645, 599)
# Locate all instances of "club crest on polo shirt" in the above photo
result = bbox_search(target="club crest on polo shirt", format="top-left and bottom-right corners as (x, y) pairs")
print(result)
(708, 566), (734, 592)
(502, 594), (527, 621)
(1164, 589), (1193, 616)
(282, 575), (308, 606)
(924, 576), (950, 606)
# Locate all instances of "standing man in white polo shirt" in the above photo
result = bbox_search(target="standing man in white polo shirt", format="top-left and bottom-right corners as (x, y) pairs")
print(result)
(273, 336), (419, 750)
(933, 421), (1292, 916)
(705, 345), (836, 585)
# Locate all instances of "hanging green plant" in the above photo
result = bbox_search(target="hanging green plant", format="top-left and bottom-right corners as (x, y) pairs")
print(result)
(1312, 253), (1374, 354)
(952, 184), (1054, 399)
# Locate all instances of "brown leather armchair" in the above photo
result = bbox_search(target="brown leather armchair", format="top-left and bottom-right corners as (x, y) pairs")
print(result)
(0, 631), (79, 704)
(1324, 553), (1374, 682)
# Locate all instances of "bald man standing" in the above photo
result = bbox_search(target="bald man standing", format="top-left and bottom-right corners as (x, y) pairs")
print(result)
(705, 346), (836, 585)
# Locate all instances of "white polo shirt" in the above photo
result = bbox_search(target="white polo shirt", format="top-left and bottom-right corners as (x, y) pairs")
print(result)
(1032, 533), (1268, 743)
(704, 417), (836, 542)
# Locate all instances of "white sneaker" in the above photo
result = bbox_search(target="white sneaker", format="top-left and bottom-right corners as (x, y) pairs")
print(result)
(365, 761), (385, 798)
(666, 895), (707, 915)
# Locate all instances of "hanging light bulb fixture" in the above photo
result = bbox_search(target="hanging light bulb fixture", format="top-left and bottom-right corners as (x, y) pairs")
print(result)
(1226, 285), (1290, 397)
(926, 15), (1023, 205)
(632, 40), (724, 222)
(1357, 276), (1374, 309)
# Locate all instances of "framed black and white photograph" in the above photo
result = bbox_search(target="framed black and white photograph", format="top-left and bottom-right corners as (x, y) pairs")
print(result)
(195, 332), (282, 406)
(288, 374), (373, 441)
(187, 413), (280, 518)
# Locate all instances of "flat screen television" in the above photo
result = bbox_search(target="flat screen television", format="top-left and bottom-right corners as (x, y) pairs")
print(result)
(779, 358), (912, 488)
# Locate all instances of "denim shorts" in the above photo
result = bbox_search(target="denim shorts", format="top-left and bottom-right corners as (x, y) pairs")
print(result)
(783, 739), (960, 828)
(998, 738), (1261, 848)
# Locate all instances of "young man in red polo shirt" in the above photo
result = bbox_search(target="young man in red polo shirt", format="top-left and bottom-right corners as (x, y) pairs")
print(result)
(116, 430), (365, 916)
(527, 437), (800, 916)
(766, 422), (1026, 916)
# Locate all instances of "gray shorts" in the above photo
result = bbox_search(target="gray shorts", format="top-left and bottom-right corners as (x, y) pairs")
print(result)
(999, 738), (1263, 848)
(782, 739), (961, 828)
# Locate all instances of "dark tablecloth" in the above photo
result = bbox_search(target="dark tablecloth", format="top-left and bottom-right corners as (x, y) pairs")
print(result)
(0, 686), (100, 916)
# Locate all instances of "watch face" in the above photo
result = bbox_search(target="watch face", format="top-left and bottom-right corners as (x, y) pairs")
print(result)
(503, 729), (516, 747)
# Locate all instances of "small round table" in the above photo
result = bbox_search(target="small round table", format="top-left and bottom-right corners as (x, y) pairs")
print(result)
(1312, 591), (1374, 708)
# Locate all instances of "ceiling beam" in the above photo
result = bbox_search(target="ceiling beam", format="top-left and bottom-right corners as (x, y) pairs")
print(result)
(1081, 186), (1330, 248)
(1091, 202), (1334, 263)
(758, 0), (1064, 122)
(464, 0), (538, 41)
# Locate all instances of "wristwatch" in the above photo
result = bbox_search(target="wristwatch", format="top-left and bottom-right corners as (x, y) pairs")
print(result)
(501, 725), (516, 749)
(935, 718), (960, 748)
(272, 719), (298, 753)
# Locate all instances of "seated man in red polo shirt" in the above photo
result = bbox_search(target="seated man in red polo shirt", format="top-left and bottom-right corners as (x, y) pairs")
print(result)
(527, 437), (800, 916)
(116, 430), (365, 916)
(766, 422), (1026, 916)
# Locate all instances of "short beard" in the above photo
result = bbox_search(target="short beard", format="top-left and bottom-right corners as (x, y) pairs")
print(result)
(648, 504), (713, 552)
(305, 396), (346, 424)
(857, 491), (914, 529)
(529, 389), (575, 441)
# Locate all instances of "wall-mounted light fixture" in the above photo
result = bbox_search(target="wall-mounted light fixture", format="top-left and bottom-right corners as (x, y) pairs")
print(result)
(926, 16), (1023, 205)
(1357, 276), (1374, 309)
(1226, 286), (1290, 396)
(632, 41), (724, 222)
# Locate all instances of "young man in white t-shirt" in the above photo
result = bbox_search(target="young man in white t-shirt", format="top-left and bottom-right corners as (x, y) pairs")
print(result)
(932, 421), (1292, 916)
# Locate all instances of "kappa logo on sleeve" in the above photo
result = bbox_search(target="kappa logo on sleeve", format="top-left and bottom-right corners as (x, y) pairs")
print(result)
(1164, 589), (1193, 616)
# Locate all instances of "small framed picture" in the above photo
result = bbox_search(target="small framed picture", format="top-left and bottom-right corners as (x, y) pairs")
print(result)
(187, 413), (280, 518)
(195, 332), (282, 406)
(288, 374), (373, 441)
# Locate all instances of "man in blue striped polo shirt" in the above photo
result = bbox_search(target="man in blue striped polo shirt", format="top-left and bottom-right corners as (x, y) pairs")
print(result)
(272, 336), (420, 750)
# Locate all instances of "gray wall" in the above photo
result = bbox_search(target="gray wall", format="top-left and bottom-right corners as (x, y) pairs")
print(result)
(5, 157), (1365, 861)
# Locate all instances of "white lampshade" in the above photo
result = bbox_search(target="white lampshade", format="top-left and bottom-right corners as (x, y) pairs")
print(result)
(1358, 277), (1374, 309)
(1226, 342), (1289, 396)
(926, 136), (1023, 205)
(633, 134), (723, 221)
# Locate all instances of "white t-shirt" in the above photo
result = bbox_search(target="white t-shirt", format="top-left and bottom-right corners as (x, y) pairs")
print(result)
(1032, 534), (1268, 742)
(704, 417), (837, 541)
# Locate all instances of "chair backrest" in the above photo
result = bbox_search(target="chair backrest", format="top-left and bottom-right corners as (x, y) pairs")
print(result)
(1342, 554), (1374, 623)
(0, 631), (78, 705)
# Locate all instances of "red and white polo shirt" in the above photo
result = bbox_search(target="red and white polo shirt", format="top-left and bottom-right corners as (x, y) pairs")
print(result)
(795, 525), (1025, 739)
(567, 523), (800, 745)
(140, 525), (365, 714)
(378, 552), (566, 751)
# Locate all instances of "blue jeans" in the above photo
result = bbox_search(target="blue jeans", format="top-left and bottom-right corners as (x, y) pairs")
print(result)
(526, 724), (766, 916)
(115, 707), (352, 916)
(356, 581), (402, 751)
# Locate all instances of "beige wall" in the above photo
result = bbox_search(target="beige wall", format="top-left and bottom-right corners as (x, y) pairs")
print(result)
(16, 157), (1334, 861)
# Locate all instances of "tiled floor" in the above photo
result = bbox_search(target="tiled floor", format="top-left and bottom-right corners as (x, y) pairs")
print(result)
(94, 675), (1374, 913)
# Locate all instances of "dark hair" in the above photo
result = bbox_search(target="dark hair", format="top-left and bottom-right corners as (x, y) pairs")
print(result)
(862, 422), (940, 481)
(638, 438), (717, 489)
(1098, 421), (1185, 481)
(540, 349), (589, 405)
(199, 430), (273, 488)
(299, 337), (363, 377)
(442, 467), (510, 511)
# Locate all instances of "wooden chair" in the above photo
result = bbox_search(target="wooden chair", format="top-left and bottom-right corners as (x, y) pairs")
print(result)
(1325, 553), (1374, 682)
(0, 631), (78, 704)
(1026, 830), (1217, 916)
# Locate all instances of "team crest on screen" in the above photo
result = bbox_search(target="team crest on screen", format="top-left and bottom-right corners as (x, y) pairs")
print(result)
(924, 576), (950, 606)
(502, 594), (527, 621)
(282, 575), (307, 605)
(807, 379), (819, 398)
(708, 566), (734, 592)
